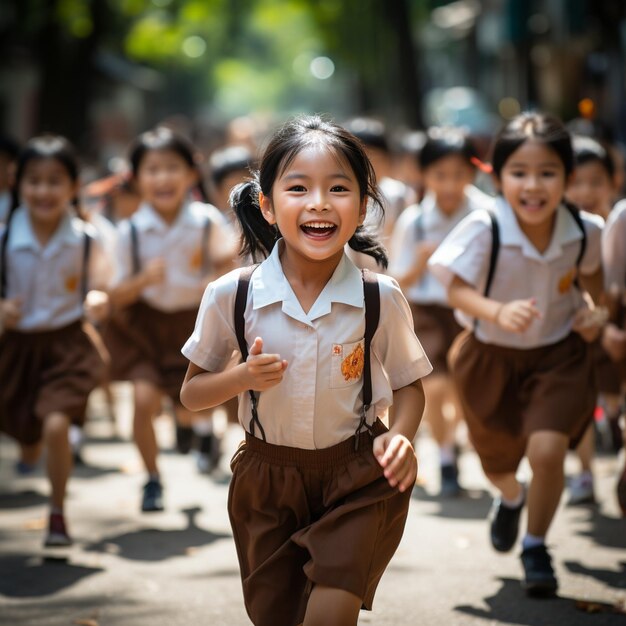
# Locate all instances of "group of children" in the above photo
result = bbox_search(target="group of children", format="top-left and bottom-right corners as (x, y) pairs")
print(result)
(0, 108), (625, 625)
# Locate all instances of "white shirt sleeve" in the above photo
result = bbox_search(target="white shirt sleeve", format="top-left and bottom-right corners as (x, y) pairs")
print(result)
(388, 204), (420, 277)
(181, 269), (240, 372)
(603, 201), (626, 289)
(580, 211), (604, 276)
(373, 275), (432, 389)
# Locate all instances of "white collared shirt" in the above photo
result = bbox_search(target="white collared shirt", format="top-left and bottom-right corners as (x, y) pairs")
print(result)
(1, 206), (114, 331)
(603, 199), (626, 291)
(389, 186), (493, 305)
(113, 200), (235, 312)
(182, 242), (432, 449)
(428, 197), (603, 348)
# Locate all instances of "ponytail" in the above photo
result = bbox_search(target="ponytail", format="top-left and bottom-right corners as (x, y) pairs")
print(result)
(230, 178), (279, 262)
(348, 226), (388, 269)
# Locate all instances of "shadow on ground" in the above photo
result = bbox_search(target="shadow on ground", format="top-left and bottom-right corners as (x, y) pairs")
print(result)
(0, 489), (48, 510)
(564, 560), (626, 590)
(575, 508), (626, 550)
(412, 485), (492, 520)
(84, 506), (229, 562)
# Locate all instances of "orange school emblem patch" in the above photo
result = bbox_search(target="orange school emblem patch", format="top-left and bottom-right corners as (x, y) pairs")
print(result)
(189, 247), (202, 270)
(64, 274), (79, 292)
(558, 268), (577, 294)
(341, 342), (364, 382)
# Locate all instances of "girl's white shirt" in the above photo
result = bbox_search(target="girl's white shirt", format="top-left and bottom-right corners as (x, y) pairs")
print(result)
(602, 199), (626, 291)
(388, 185), (493, 305)
(112, 200), (235, 312)
(428, 196), (603, 349)
(0, 206), (113, 331)
(182, 240), (432, 449)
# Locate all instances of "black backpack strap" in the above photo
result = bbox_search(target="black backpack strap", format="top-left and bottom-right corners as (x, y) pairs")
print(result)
(234, 264), (265, 440)
(414, 210), (424, 242)
(200, 215), (212, 276)
(354, 268), (381, 450)
(129, 219), (140, 275)
(564, 203), (587, 286)
(80, 231), (93, 301)
(0, 206), (17, 300)
(474, 209), (500, 331)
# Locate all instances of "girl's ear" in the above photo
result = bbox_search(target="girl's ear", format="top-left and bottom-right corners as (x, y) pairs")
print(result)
(259, 191), (276, 225)
(358, 197), (367, 226)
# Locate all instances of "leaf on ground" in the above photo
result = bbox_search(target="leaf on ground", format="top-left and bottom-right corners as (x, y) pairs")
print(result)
(575, 600), (626, 614)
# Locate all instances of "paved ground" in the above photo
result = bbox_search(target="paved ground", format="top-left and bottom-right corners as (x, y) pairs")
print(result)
(0, 385), (625, 625)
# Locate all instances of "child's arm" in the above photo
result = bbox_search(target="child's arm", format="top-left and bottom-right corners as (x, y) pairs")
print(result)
(0, 297), (21, 330)
(448, 274), (541, 333)
(393, 241), (438, 291)
(108, 257), (165, 310)
(373, 378), (425, 493)
(180, 336), (287, 412)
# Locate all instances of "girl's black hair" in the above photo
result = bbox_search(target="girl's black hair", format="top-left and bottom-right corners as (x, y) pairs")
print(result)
(572, 135), (615, 178)
(12, 134), (84, 218)
(231, 115), (388, 268)
(419, 126), (478, 170)
(343, 117), (390, 153)
(209, 145), (253, 187)
(128, 126), (209, 202)
(491, 112), (574, 179)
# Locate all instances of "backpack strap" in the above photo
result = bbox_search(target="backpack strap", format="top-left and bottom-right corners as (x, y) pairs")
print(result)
(564, 203), (587, 287)
(129, 219), (140, 275)
(0, 206), (17, 300)
(200, 215), (212, 276)
(414, 210), (424, 242)
(234, 264), (265, 440)
(473, 209), (500, 331)
(354, 268), (381, 450)
(80, 231), (93, 301)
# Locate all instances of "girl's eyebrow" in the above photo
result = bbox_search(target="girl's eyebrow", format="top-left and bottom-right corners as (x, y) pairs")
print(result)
(282, 171), (352, 181)
(506, 161), (562, 168)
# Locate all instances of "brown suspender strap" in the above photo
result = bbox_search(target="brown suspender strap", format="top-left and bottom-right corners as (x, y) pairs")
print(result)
(234, 264), (265, 440)
(355, 268), (380, 449)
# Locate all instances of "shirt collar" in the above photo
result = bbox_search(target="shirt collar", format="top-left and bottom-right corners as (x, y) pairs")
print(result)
(132, 198), (196, 231)
(495, 197), (585, 262)
(252, 240), (364, 322)
(8, 206), (78, 251)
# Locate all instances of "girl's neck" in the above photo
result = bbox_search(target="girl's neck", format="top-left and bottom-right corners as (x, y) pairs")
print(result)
(154, 205), (182, 226)
(517, 212), (557, 254)
(30, 212), (64, 247)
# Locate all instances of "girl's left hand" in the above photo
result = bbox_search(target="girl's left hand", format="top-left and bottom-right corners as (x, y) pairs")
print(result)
(572, 305), (608, 343)
(373, 432), (417, 493)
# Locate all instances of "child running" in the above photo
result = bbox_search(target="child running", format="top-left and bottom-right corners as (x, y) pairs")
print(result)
(106, 127), (235, 511)
(429, 112), (605, 596)
(0, 135), (112, 546)
(389, 126), (492, 496)
(180, 115), (432, 626)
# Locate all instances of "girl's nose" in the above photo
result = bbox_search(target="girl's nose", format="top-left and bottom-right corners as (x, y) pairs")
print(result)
(308, 190), (329, 210)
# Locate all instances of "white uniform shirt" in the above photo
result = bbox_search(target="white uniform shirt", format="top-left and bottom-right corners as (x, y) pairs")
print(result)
(428, 197), (603, 349)
(113, 200), (235, 312)
(0, 206), (113, 331)
(182, 241), (432, 449)
(602, 199), (626, 291)
(389, 186), (493, 305)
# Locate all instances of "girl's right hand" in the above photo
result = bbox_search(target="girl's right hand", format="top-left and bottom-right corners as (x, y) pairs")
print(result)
(243, 337), (288, 391)
(0, 297), (22, 329)
(142, 257), (166, 286)
(495, 298), (541, 333)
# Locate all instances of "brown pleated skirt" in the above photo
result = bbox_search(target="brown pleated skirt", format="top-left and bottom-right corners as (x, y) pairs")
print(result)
(103, 300), (197, 401)
(0, 321), (106, 444)
(410, 303), (463, 375)
(228, 419), (412, 626)
(448, 331), (596, 474)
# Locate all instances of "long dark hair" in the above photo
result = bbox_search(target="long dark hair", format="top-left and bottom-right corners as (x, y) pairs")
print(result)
(230, 115), (388, 267)
(128, 126), (209, 202)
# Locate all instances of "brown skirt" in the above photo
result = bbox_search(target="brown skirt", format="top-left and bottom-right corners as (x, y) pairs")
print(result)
(103, 301), (198, 401)
(410, 303), (463, 375)
(228, 419), (411, 626)
(591, 339), (621, 394)
(0, 321), (106, 445)
(448, 331), (596, 474)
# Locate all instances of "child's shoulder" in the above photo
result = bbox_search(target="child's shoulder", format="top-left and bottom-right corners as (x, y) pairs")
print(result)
(578, 208), (604, 234)
(188, 200), (227, 225)
(607, 199), (626, 229)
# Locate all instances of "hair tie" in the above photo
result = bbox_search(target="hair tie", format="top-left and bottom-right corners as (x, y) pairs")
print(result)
(470, 156), (493, 174)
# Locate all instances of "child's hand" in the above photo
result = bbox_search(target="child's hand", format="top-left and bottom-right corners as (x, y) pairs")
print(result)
(495, 298), (541, 333)
(243, 337), (288, 391)
(602, 323), (626, 361)
(142, 257), (166, 286)
(415, 240), (438, 265)
(572, 305), (608, 343)
(84, 289), (111, 323)
(0, 297), (22, 330)
(373, 432), (417, 493)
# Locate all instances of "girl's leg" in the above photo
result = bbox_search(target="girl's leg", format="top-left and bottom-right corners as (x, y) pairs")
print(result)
(484, 471), (523, 502)
(303, 585), (362, 626)
(17, 441), (42, 474)
(569, 424), (595, 504)
(525, 430), (569, 538)
(42, 412), (72, 511)
(133, 380), (162, 476)
(484, 470), (525, 553)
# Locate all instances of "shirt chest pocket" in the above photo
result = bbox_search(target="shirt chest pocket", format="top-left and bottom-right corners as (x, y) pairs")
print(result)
(330, 339), (365, 389)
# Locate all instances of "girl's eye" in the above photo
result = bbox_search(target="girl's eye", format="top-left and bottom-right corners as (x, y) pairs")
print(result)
(330, 185), (347, 192)
(288, 185), (306, 192)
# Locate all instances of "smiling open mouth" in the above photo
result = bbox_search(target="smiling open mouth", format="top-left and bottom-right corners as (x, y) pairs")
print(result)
(300, 222), (337, 237)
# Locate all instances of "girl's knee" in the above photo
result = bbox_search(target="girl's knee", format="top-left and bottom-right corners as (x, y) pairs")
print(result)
(42, 413), (70, 440)
(527, 435), (567, 472)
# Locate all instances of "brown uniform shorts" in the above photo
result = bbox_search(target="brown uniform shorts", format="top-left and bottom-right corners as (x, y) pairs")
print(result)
(410, 303), (463, 375)
(104, 300), (197, 401)
(591, 339), (622, 394)
(0, 321), (106, 444)
(448, 331), (596, 475)
(228, 419), (412, 626)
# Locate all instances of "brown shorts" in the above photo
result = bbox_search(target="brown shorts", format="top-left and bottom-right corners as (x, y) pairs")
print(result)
(0, 321), (106, 444)
(104, 300), (197, 401)
(410, 303), (463, 375)
(228, 420), (411, 626)
(448, 331), (596, 474)
(591, 339), (621, 394)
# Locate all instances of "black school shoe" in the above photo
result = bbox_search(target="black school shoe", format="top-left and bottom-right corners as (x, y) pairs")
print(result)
(520, 544), (558, 597)
(489, 491), (525, 552)
(141, 479), (164, 512)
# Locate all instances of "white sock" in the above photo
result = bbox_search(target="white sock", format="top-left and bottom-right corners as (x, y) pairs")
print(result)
(522, 533), (545, 550)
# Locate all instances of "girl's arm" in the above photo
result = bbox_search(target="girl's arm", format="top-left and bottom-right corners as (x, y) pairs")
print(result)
(373, 378), (425, 493)
(579, 266), (604, 305)
(108, 258), (165, 310)
(393, 241), (438, 291)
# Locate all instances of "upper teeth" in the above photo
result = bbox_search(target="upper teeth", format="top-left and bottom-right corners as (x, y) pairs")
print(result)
(304, 222), (334, 228)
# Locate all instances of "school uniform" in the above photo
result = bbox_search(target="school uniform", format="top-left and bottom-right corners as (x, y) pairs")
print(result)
(183, 240), (432, 626)
(0, 206), (112, 444)
(105, 199), (233, 401)
(428, 197), (603, 474)
(389, 187), (493, 373)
